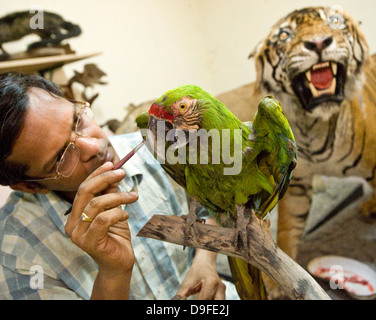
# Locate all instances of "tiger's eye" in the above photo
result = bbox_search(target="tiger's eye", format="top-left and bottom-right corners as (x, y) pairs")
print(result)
(331, 17), (340, 26)
(328, 14), (345, 29)
(279, 31), (289, 41)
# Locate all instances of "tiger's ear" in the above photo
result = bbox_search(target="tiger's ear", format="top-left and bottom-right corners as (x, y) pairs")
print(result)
(10, 182), (49, 194)
(248, 40), (263, 60)
(354, 28), (369, 64)
(344, 12), (369, 64)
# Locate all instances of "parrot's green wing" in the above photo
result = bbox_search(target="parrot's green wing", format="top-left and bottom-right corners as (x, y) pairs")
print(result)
(248, 96), (297, 217)
(227, 118), (270, 300)
(227, 97), (297, 300)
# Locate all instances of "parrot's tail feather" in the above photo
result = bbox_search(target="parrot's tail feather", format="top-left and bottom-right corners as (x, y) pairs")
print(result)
(257, 155), (297, 218)
(228, 256), (268, 300)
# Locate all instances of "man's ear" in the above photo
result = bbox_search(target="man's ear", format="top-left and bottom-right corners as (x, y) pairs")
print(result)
(10, 182), (49, 194)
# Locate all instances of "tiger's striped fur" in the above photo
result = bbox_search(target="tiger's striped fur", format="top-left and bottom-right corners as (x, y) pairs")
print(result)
(250, 6), (376, 261)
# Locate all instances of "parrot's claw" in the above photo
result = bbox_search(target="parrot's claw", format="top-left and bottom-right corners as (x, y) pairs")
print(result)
(233, 225), (247, 248)
(233, 205), (251, 260)
(233, 224), (250, 259)
(183, 214), (205, 249)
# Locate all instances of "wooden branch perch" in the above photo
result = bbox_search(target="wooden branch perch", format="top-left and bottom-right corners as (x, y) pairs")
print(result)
(137, 212), (331, 300)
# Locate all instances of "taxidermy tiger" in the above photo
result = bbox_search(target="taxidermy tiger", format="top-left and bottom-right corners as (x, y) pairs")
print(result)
(247, 6), (376, 265)
(0, 11), (81, 60)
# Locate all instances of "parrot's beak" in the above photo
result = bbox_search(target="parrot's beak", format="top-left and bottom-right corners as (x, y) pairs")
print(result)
(148, 115), (174, 134)
(148, 115), (174, 145)
(147, 115), (182, 160)
(147, 115), (158, 131)
(148, 115), (191, 150)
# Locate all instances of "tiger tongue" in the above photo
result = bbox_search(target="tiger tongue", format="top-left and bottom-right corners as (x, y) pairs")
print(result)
(310, 67), (333, 90)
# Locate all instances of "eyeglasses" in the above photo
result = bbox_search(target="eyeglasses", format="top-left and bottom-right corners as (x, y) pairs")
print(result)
(25, 101), (93, 182)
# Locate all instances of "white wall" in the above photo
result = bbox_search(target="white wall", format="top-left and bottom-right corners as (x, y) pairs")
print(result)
(2, 0), (376, 124)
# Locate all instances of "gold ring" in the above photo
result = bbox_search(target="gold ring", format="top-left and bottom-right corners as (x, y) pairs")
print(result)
(81, 212), (93, 222)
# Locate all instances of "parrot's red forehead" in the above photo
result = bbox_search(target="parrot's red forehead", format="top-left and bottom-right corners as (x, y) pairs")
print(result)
(149, 103), (174, 122)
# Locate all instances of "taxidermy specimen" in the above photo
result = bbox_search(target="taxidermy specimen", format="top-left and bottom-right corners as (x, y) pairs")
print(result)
(247, 6), (376, 264)
(0, 10), (81, 60)
(136, 85), (297, 299)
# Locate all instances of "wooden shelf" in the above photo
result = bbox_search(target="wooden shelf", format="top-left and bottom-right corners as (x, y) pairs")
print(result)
(0, 52), (102, 74)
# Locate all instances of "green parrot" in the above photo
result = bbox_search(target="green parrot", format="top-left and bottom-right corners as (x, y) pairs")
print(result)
(136, 85), (297, 300)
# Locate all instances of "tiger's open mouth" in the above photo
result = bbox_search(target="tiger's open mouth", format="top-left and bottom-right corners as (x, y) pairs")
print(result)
(291, 61), (346, 111)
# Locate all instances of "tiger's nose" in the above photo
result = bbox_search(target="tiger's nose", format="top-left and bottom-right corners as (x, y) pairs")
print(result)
(304, 36), (333, 53)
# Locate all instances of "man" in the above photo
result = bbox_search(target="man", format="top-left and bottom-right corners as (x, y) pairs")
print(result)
(0, 73), (236, 299)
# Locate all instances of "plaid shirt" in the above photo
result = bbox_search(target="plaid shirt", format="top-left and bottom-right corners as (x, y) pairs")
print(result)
(0, 132), (238, 300)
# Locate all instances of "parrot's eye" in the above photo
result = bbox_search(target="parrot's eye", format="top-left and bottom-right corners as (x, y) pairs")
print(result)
(179, 103), (187, 110)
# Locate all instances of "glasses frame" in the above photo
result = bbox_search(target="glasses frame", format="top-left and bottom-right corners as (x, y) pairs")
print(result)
(24, 100), (92, 182)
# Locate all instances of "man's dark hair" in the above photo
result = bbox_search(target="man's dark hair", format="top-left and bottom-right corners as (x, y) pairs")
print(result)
(0, 72), (63, 185)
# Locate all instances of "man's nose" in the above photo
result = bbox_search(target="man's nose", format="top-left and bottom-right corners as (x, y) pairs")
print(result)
(75, 136), (100, 162)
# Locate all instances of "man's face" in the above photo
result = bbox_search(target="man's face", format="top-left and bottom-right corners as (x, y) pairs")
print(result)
(8, 87), (119, 192)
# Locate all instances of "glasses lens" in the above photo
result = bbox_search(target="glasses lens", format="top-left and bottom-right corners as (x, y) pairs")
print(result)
(57, 143), (80, 177)
(75, 105), (93, 136)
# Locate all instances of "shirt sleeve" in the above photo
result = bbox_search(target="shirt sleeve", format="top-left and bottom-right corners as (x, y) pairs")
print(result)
(0, 264), (83, 300)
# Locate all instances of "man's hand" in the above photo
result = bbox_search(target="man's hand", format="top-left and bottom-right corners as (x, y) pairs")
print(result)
(175, 217), (226, 300)
(175, 249), (226, 300)
(65, 162), (138, 299)
(175, 245), (226, 300)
